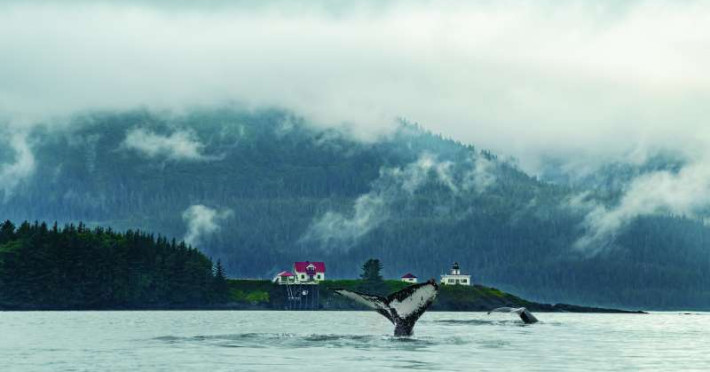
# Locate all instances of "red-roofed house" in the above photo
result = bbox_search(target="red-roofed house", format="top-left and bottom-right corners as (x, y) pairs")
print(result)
(293, 261), (326, 283)
(401, 273), (418, 284)
(273, 271), (296, 284)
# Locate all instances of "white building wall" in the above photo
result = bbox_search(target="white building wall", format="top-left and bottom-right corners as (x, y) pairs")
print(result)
(440, 274), (471, 285)
(294, 271), (325, 283)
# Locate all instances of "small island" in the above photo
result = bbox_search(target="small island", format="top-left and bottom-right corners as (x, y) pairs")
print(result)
(222, 260), (642, 313)
(0, 220), (641, 313)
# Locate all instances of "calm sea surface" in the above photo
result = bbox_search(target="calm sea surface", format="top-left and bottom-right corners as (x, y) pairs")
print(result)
(1, 310), (708, 371)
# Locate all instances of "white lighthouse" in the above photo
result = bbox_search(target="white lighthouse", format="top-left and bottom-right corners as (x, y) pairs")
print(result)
(440, 262), (471, 286)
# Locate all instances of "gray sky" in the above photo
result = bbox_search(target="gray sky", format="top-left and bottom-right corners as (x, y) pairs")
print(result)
(1, 0), (709, 172)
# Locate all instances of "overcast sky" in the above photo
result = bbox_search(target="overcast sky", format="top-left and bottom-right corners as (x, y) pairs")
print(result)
(1, 0), (709, 172)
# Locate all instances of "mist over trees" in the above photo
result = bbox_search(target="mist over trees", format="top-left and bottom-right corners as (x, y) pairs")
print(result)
(1, 108), (710, 309)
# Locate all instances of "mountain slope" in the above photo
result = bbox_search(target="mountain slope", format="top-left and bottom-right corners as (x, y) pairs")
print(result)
(1, 108), (709, 309)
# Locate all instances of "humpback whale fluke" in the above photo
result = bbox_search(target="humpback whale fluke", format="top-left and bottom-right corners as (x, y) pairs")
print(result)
(333, 280), (439, 336)
(487, 307), (539, 324)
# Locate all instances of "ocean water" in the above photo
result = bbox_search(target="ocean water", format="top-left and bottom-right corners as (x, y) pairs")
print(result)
(1, 310), (708, 371)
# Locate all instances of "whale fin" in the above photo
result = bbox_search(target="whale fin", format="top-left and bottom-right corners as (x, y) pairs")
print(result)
(334, 280), (439, 336)
(332, 289), (394, 323)
(488, 307), (538, 324)
(386, 281), (439, 332)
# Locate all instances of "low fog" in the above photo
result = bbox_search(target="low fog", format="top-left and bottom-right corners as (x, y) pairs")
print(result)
(183, 204), (234, 248)
(301, 153), (497, 251)
(2, 1), (709, 165)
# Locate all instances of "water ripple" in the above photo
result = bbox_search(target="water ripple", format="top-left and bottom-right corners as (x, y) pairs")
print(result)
(149, 332), (467, 351)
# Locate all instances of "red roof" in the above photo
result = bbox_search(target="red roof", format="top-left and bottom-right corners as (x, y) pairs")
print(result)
(294, 261), (326, 273)
(401, 273), (417, 279)
(277, 271), (294, 277)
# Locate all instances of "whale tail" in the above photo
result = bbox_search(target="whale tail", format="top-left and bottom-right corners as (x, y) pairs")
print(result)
(334, 280), (439, 336)
(488, 306), (539, 324)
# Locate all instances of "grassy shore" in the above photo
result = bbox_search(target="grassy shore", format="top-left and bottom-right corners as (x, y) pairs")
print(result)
(222, 279), (643, 313)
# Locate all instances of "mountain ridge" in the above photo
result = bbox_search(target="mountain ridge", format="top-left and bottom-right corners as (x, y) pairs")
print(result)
(1, 108), (709, 309)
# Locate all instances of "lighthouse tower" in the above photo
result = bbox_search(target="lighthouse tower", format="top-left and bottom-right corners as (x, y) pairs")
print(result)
(440, 262), (471, 285)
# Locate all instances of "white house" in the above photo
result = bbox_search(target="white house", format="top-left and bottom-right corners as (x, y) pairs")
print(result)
(440, 262), (471, 286)
(273, 271), (296, 284)
(401, 273), (418, 283)
(293, 261), (326, 284)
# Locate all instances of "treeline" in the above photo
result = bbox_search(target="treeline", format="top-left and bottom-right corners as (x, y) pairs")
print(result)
(0, 220), (229, 309)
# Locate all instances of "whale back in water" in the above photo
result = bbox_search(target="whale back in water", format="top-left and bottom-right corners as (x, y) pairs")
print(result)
(334, 280), (439, 336)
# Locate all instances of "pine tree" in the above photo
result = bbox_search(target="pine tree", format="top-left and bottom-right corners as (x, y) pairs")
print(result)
(359, 258), (388, 295)
(0, 220), (15, 245)
(360, 258), (383, 281)
(212, 260), (230, 303)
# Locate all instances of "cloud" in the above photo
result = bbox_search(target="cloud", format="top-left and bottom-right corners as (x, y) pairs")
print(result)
(301, 152), (497, 250)
(462, 155), (496, 194)
(1, 0), (710, 170)
(301, 193), (388, 251)
(570, 158), (710, 253)
(182, 204), (233, 247)
(0, 131), (35, 201)
(122, 128), (211, 161)
(3, 0), (710, 244)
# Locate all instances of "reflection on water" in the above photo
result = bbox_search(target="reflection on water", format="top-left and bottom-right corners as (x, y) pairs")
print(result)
(1, 311), (710, 371)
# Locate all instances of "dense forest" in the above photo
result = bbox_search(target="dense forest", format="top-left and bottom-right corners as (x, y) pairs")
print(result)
(1, 107), (709, 309)
(0, 220), (229, 309)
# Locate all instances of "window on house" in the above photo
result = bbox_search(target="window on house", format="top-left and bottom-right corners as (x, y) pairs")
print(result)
(462, 279), (468, 283)
(300, 275), (305, 279)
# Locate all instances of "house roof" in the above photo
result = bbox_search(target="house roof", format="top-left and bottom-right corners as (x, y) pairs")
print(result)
(277, 271), (294, 277)
(401, 273), (417, 279)
(294, 261), (326, 273)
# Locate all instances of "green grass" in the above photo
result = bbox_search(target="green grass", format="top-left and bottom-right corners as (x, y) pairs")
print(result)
(223, 279), (576, 312)
(226, 280), (276, 306)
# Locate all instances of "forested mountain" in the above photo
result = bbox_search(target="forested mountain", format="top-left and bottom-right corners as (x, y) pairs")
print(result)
(1, 108), (709, 309)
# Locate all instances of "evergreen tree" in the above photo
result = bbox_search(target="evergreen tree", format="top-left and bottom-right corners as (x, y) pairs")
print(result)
(0, 220), (15, 244)
(359, 258), (388, 295)
(211, 260), (230, 303)
(360, 258), (383, 281)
